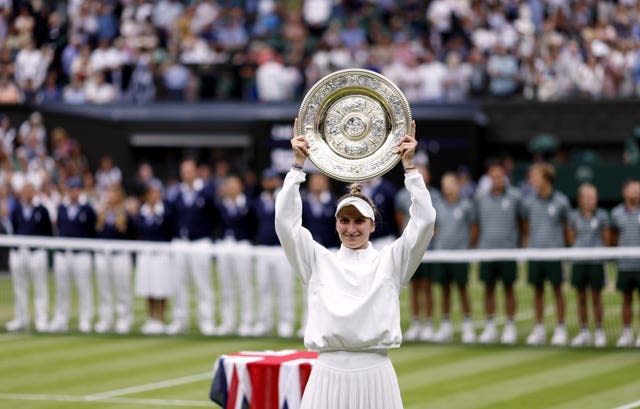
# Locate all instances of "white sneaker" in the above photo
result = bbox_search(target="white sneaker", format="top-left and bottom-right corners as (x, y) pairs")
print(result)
(479, 322), (498, 344)
(78, 320), (92, 333)
(277, 322), (294, 338)
(526, 324), (546, 346)
(252, 323), (270, 337)
(617, 329), (634, 347)
(296, 326), (305, 338)
(47, 318), (68, 333)
(216, 323), (234, 336)
(418, 323), (434, 341)
(199, 320), (217, 336)
(94, 320), (113, 334)
(500, 323), (518, 345)
(35, 320), (49, 333)
(165, 320), (189, 335)
(551, 325), (568, 346)
(141, 320), (165, 335)
(237, 324), (253, 337)
(461, 321), (476, 344)
(115, 318), (132, 334)
(5, 319), (28, 332)
(432, 321), (454, 343)
(403, 320), (421, 341)
(594, 329), (607, 348)
(570, 329), (591, 347)
(636, 334), (640, 348)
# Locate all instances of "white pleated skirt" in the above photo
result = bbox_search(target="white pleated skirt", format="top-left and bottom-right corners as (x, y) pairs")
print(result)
(135, 252), (172, 298)
(301, 350), (404, 409)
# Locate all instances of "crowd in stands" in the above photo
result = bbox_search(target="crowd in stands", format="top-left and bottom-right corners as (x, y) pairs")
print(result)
(0, 0), (639, 104)
(1, 110), (640, 349)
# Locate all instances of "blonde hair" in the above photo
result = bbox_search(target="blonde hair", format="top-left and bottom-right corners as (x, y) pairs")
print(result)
(96, 185), (128, 234)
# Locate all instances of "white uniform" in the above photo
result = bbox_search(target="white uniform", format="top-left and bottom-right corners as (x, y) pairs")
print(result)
(9, 248), (49, 331)
(50, 200), (96, 333)
(168, 179), (217, 335)
(253, 187), (295, 337)
(253, 245), (294, 337)
(135, 202), (173, 299)
(7, 200), (52, 332)
(94, 251), (133, 333)
(216, 237), (254, 335)
(275, 169), (435, 408)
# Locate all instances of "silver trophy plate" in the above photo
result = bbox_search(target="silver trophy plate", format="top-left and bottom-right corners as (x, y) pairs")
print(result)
(297, 69), (412, 182)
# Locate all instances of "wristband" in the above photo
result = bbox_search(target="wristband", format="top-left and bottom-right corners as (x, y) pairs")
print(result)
(291, 163), (304, 171)
(404, 165), (416, 172)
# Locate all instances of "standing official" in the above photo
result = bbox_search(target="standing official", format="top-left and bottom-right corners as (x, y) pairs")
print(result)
(50, 176), (96, 333)
(7, 181), (52, 332)
(567, 183), (610, 347)
(522, 163), (570, 346)
(398, 159), (441, 341)
(94, 183), (136, 334)
(431, 172), (476, 343)
(252, 168), (295, 338)
(216, 175), (256, 336)
(135, 181), (174, 335)
(611, 179), (640, 347)
(167, 158), (218, 335)
(475, 159), (521, 345)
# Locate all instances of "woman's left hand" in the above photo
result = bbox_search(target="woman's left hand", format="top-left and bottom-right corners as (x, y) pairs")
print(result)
(397, 120), (417, 169)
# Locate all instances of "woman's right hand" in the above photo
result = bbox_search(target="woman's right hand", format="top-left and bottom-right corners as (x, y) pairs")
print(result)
(291, 117), (309, 165)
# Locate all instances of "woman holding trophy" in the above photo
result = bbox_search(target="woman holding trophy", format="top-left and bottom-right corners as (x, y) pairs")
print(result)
(275, 114), (436, 407)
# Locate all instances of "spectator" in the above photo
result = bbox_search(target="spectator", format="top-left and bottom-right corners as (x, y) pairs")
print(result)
(487, 42), (520, 97)
(418, 50), (447, 102)
(62, 74), (87, 104)
(161, 57), (190, 101)
(255, 48), (302, 102)
(14, 39), (50, 91)
(38, 72), (62, 103)
(0, 74), (22, 103)
(95, 155), (122, 199)
(84, 71), (116, 104)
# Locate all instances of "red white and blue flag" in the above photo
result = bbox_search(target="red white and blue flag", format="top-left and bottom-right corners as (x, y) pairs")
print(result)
(210, 350), (317, 409)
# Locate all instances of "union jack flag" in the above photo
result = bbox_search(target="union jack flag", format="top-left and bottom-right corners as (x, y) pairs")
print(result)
(210, 350), (318, 409)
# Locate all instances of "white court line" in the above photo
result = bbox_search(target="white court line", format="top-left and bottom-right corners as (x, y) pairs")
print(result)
(0, 392), (211, 407)
(84, 372), (212, 401)
(612, 400), (640, 409)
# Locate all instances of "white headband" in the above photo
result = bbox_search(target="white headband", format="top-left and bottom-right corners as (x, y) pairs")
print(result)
(335, 197), (375, 222)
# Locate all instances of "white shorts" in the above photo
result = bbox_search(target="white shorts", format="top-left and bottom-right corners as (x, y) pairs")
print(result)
(301, 350), (403, 409)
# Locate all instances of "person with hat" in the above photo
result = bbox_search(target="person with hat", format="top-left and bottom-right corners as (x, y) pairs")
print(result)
(275, 119), (436, 408)
(135, 180), (174, 335)
(6, 181), (52, 332)
(252, 167), (295, 337)
(49, 176), (97, 333)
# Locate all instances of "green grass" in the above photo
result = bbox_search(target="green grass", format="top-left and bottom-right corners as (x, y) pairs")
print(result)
(0, 264), (639, 409)
(0, 335), (639, 409)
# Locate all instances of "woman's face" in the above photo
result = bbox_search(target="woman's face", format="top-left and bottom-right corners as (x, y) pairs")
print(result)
(335, 206), (375, 250)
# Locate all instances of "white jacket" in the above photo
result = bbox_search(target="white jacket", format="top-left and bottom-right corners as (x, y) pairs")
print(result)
(275, 169), (436, 352)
